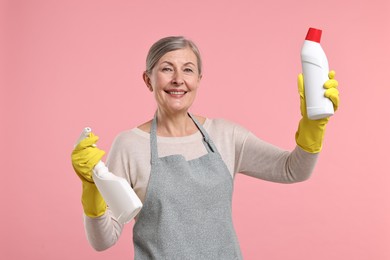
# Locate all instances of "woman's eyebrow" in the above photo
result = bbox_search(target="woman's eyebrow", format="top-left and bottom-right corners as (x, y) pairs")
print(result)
(183, 62), (196, 67)
(160, 61), (173, 66)
(160, 61), (196, 67)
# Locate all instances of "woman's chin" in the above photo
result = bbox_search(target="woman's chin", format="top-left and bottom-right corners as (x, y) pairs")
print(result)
(160, 104), (192, 115)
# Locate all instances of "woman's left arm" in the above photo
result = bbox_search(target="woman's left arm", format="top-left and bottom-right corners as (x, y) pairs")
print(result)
(236, 132), (318, 183)
(236, 71), (339, 183)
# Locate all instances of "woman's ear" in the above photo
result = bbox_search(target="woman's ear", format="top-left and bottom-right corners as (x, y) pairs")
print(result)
(143, 71), (153, 92)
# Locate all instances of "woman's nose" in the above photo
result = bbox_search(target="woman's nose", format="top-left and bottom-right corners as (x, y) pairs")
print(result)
(172, 71), (184, 85)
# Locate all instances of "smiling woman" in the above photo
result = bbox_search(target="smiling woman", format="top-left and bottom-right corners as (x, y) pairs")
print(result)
(139, 37), (204, 137)
(143, 47), (202, 122)
(70, 36), (340, 259)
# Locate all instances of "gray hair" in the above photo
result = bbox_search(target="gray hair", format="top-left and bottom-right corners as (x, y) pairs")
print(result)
(145, 36), (202, 76)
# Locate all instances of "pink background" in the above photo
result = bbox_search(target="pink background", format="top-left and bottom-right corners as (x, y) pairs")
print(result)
(2, 0), (390, 259)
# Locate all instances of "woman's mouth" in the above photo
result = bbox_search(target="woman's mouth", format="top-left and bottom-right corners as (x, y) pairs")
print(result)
(164, 90), (187, 97)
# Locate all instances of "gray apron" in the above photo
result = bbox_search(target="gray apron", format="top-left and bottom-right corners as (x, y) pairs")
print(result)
(133, 113), (242, 260)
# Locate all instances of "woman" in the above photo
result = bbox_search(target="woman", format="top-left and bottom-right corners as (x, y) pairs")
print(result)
(71, 36), (339, 259)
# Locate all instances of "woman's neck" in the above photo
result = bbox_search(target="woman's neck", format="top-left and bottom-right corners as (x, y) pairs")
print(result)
(156, 109), (198, 137)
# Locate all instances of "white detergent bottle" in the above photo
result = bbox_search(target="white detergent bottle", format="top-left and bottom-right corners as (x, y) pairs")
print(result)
(77, 127), (142, 224)
(301, 27), (334, 120)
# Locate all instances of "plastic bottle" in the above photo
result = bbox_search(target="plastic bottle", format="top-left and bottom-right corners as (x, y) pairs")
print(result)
(301, 27), (334, 120)
(77, 127), (142, 224)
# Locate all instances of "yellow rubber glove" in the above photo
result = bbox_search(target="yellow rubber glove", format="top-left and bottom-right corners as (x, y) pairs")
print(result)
(71, 133), (107, 217)
(295, 70), (339, 153)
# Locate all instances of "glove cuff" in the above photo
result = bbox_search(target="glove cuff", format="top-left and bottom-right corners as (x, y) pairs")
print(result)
(295, 117), (328, 153)
(81, 181), (107, 217)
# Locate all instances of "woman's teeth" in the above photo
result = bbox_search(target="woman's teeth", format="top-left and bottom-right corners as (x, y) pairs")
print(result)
(166, 91), (186, 95)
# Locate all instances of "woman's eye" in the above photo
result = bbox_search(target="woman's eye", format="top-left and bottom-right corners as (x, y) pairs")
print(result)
(162, 67), (173, 72)
(184, 68), (193, 73)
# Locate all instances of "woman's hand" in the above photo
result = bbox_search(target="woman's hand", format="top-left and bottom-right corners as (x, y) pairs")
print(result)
(71, 133), (105, 182)
(71, 133), (107, 217)
(323, 70), (339, 111)
(295, 70), (340, 153)
(298, 70), (339, 118)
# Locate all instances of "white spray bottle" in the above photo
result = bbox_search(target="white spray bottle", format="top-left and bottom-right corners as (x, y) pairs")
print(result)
(301, 27), (334, 120)
(77, 127), (142, 224)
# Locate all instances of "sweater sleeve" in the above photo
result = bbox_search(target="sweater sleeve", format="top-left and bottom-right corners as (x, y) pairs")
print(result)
(236, 131), (319, 183)
(84, 211), (123, 251)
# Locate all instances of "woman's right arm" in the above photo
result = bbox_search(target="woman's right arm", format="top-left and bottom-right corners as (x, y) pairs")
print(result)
(81, 132), (133, 251)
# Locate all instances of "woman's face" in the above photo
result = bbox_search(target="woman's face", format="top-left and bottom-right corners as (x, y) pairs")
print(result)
(144, 47), (202, 115)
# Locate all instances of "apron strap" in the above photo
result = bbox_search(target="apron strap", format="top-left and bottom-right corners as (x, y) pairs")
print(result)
(188, 113), (217, 154)
(150, 112), (159, 164)
(150, 112), (218, 164)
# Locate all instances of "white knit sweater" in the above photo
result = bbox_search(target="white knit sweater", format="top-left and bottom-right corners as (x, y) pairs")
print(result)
(84, 118), (319, 251)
